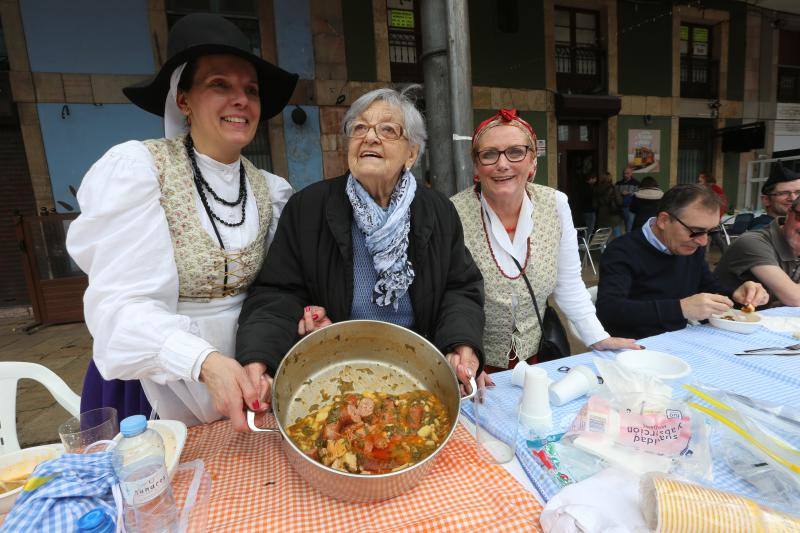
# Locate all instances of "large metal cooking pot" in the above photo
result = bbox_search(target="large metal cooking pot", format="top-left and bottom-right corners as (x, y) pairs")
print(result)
(246, 319), (476, 503)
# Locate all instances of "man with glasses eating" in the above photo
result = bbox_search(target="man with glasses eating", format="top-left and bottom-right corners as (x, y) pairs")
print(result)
(715, 196), (800, 307)
(596, 184), (769, 339)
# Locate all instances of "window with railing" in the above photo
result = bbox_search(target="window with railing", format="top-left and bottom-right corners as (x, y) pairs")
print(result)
(555, 7), (605, 94)
(387, 0), (422, 82)
(165, 0), (272, 170)
(680, 23), (718, 99)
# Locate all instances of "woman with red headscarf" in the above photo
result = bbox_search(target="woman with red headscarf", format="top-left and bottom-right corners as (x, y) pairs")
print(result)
(451, 109), (640, 374)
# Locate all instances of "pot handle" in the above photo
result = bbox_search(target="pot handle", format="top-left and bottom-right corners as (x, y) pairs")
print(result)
(461, 376), (478, 402)
(246, 409), (280, 434)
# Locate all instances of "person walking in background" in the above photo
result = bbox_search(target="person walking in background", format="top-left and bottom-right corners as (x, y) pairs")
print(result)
(698, 171), (729, 254)
(615, 166), (640, 233)
(580, 174), (598, 238)
(629, 176), (663, 232)
(594, 172), (624, 237)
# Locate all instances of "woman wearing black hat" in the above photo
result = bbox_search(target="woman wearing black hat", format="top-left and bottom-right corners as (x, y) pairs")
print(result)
(67, 13), (298, 430)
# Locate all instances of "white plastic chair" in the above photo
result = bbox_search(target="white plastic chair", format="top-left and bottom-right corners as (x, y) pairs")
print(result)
(0, 362), (80, 454)
(568, 286), (598, 340)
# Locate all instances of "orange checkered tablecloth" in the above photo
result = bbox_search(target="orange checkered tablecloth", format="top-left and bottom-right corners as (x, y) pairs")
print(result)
(175, 416), (543, 532)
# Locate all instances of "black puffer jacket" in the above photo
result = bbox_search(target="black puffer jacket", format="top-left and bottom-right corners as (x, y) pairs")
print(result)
(236, 174), (485, 375)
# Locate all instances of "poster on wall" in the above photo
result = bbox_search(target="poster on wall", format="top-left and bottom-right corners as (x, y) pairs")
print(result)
(627, 129), (660, 173)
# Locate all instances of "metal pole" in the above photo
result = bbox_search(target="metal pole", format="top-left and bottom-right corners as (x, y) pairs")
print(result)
(421, 0), (454, 196)
(446, 0), (473, 194)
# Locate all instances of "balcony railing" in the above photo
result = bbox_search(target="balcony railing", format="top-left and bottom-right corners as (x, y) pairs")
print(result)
(680, 56), (719, 99)
(555, 44), (606, 94)
(778, 66), (800, 103)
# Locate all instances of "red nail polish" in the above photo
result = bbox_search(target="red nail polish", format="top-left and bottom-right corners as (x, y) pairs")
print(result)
(312, 314), (319, 320)
(252, 400), (260, 410)
(304, 306), (310, 312)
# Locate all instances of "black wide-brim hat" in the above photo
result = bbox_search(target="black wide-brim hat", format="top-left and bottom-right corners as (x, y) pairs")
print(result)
(123, 13), (298, 120)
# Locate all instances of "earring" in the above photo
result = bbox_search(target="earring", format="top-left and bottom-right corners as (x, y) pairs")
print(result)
(473, 175), (480, 183)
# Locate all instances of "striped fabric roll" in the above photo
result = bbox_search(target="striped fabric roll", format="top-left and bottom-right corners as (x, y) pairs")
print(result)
(641, 475), (800, 532)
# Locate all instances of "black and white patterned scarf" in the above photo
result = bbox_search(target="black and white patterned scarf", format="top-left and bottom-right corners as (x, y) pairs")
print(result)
(346, 171), (417, 308)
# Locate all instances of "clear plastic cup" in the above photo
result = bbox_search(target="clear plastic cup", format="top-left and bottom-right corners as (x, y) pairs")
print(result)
(58, 407), (119, 454)
(473, 385), (517, 464)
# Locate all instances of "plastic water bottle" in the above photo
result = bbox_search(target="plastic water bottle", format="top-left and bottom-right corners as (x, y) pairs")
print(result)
(112, 415), (178, 532)
(75, 508), (115, 533)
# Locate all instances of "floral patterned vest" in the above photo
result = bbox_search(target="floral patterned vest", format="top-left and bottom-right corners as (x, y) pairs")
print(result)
(143, 135), (272, 302)
(451, 183), (560, 368)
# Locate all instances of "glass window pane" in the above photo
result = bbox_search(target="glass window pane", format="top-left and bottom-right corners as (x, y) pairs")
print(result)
(555, 9), (570, 26)
(680, 25), (689, 41)
(579, 125), (589, 142)
(558, 125), (569, 142)
(680, 40), (688, 54)
(575, 13), (596, 29)
(576, 29), (596, 45)
(693, 27), (709, 43)
(555, 27), (571, 43)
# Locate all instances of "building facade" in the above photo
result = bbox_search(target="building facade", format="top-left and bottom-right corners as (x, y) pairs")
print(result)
(1, 0), (799, 307)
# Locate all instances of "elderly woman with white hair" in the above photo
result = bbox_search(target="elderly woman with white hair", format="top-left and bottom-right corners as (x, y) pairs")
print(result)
(236, 87), (486, 399)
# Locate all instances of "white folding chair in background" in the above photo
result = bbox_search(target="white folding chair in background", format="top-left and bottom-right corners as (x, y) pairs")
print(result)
(0, 361), (80, 454)
(580, 227), (612, 276)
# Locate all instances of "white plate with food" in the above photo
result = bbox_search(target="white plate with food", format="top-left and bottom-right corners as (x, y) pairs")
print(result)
(0, 443), (64, 514)
(615, 350), (692, 381)
(709, 307), (762, 334)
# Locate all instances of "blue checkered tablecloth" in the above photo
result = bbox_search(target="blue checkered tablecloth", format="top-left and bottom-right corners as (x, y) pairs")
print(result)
(462, 311), (800, 510)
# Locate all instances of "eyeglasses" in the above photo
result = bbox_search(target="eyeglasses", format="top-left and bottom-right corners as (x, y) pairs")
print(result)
(345, 121), (405, 141)
(767, 189), (800, 199)
(476, 145), (532, 165)
(669, 213), (720, 239)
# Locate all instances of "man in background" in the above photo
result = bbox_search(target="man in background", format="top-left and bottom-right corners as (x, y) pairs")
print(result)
(615, 166), (640, 233)
(750, 164), (800, 230)
(716, 196), (800, 307)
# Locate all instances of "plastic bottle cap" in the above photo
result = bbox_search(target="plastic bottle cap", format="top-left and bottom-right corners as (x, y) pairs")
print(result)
(120, 414), (148, 437)
(76, 508), (114, 532)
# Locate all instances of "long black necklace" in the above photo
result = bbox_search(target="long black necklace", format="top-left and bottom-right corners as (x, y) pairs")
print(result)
(185, 134), (247, 293)
(185, 134), (247, 234)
